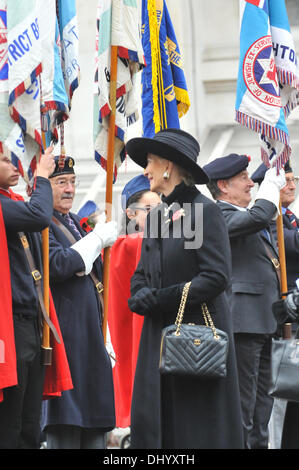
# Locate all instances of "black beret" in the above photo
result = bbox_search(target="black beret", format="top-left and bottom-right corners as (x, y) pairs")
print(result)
(284, 160), (293, 173)
(202, 154), (250, 181)
(50, 156), (75, 178)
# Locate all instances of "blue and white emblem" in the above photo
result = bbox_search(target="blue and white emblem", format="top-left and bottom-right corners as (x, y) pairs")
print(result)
(243, 35), (281, 107)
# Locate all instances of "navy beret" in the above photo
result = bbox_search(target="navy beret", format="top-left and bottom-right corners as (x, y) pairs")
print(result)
(284, 160), (293, 173)
(50, 155), (75, 178)
(202, 154), (250, 180)
(121, 174), (150, 210)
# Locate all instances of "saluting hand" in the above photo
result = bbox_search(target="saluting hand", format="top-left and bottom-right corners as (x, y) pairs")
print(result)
(36, 146), (55, 179)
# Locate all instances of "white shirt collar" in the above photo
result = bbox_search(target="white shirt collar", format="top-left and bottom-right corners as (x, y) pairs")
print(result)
(218, 200), (247, 211)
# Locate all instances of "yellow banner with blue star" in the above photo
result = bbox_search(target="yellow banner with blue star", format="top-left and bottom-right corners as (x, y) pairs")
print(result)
(141, 0), (190, 137)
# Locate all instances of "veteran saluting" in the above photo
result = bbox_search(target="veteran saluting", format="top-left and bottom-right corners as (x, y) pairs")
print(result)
(203, 154), (286, 449)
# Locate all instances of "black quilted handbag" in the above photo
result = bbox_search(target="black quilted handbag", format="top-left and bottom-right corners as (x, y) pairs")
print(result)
(159, 282), (229, 378)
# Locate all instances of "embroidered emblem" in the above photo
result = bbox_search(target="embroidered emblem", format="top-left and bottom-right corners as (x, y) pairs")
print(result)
(243, 35), (281, 107)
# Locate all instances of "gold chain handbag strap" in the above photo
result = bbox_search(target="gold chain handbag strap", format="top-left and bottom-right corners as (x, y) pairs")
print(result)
(174, 282), (219, 340)
(201, 302), (219, 340)
(175, 282), (191, 336)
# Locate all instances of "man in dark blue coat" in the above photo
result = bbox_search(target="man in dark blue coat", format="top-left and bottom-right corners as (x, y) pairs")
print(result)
(41, 156), (117, 449)
(251, 161), (299, 291)
(203, 154), (285, 449)
(0, 147), (55, 449)
(251, 161), (299, 449)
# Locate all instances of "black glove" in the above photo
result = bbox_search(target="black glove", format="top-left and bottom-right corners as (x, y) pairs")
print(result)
(155, 284), (184, 313)
(128, 287), (158, 316)
(272, 291), (299, 325)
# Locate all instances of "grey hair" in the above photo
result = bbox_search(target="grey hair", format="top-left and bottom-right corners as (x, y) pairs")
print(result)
(206, 180), (222, 200)
(177, 167), (196, 186)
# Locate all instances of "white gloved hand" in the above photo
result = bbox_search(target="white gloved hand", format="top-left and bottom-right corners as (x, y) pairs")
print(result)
(105, 325), (116, 368)
(71, 215), (118, 275)
(263, 167), (286, 189)
(255, 167), (286, 213)
(93, 217), (118, 249)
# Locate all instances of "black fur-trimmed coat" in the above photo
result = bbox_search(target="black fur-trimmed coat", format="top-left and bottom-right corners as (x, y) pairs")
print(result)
(129, 183), (243, 449)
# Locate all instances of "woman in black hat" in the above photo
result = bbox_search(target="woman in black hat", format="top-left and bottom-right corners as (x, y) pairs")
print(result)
(126, 129), (243, 449)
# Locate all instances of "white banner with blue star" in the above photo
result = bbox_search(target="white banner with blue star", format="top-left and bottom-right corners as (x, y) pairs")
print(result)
(235, 0), (299, 170)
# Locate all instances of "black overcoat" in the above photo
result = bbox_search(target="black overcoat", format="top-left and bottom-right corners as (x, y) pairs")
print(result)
(41, 210), (115, 430)
(129, 183), (243, 449)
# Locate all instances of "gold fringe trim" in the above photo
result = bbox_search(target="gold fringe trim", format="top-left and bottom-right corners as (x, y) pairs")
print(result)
(174, 86), (190, 118)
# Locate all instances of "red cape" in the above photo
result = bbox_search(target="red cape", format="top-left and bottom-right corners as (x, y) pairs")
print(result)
(108, 233), (144, 428)
(0, 190), (73, 402)
(0, 203), (17, 402)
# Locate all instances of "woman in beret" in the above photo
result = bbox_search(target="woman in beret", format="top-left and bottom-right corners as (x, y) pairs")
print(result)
(126, 128), (243, 449)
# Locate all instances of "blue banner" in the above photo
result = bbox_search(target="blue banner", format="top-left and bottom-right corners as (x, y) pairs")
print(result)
(141, 0), (190, 137)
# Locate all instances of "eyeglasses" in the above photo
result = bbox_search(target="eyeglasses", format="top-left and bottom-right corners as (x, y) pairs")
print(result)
(133, 204), (160, 213)
(52, 179), (79, 188)
(285, 177), (298, 185)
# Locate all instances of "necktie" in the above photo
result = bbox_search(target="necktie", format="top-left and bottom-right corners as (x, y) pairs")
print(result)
(63, 213), (82, 238)
(285, 208), (298, 228)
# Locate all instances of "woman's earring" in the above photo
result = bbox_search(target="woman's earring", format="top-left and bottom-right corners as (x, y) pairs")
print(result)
(163, 171), (170, 180)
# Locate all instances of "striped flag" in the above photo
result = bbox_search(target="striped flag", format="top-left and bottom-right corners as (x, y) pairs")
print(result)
(7, 0), (43, 171)
(93, 0), (145, 182)
(235, 0), (299, 170)
(40, 1), (69, 135)
(56, 0), (80, 106)
(0, 0), (79, 181)
(141, 0), (190, 138)
(0, 0), (39, 181)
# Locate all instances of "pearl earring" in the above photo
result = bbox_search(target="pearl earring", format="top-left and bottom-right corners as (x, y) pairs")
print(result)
(163, 171), (170, 180)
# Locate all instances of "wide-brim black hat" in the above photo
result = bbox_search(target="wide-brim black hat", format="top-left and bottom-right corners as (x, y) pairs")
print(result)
(125, 128), (209, 184)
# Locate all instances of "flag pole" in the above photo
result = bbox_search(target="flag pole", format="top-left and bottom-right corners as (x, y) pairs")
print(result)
(102, 44), (118, 344)
(276, 200), (291, 339)
(41, 130), (52, 365)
